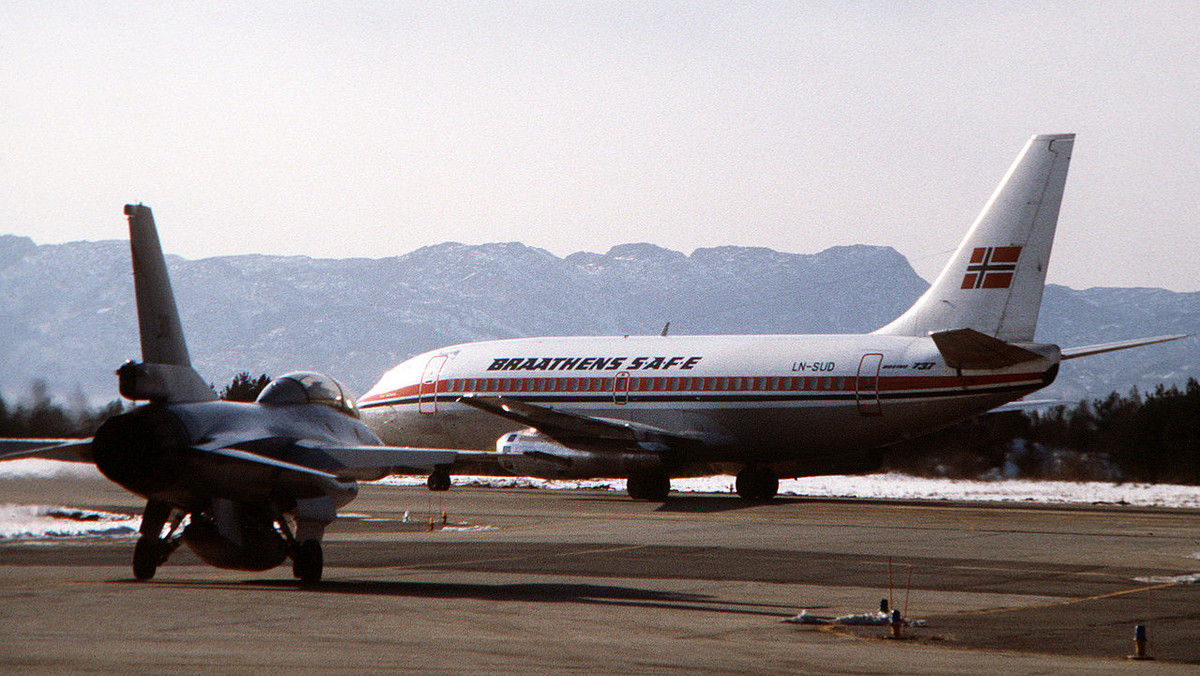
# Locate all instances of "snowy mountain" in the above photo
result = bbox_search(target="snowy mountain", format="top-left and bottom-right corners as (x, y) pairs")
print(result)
(0, 234), (1195, 406)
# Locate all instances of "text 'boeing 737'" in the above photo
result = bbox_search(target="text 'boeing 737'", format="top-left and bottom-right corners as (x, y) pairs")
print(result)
(357, 134), (1187, 502)
(0, 206), (459, 583)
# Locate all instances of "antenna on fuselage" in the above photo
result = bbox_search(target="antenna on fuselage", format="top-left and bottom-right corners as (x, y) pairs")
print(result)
(660, 322), (670, 337)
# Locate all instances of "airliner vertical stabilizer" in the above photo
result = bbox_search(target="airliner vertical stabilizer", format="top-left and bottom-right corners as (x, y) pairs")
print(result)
(875, 134), (1074, 341)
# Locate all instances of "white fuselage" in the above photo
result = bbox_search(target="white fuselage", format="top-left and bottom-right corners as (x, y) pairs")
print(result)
(358, 333), (1059, 479)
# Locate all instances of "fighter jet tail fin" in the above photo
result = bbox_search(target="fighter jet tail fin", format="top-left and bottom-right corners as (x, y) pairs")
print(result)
(122, 205), (217, 403)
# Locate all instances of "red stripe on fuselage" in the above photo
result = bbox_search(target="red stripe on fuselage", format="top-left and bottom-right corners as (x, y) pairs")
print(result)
(357, 370), (1045, 407)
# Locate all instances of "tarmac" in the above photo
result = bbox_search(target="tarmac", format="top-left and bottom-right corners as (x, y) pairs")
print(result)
(3, 472), (1200, 674)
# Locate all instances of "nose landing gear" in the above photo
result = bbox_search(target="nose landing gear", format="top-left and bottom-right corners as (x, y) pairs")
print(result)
(626, 470), (671, 501)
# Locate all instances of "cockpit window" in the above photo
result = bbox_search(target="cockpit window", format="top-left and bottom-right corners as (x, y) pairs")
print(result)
(256, 371), (359, 417)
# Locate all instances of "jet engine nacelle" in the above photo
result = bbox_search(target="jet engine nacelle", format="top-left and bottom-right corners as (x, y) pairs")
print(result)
(495, 430), (663, 480)
(181, 499), (289, 571)
(92, 405), (190, 499)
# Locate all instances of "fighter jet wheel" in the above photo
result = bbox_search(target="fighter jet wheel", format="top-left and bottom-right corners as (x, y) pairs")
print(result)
(132, 535), (160, 581)
(427, 470), (452, 492)
(293, 539), (323, 584)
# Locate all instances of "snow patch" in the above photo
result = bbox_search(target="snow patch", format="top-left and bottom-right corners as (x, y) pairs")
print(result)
(0, 459), (103, 479)
(1133, 573), (1200, 585)
(783, 609), (927, 627)
(0, 504), (139, 540)
(375, 472), (1200, 509)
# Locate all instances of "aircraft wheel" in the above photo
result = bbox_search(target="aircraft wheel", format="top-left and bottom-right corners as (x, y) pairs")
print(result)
(132, 535), (159, 581)
(627, 471), (671, 501)
(427, 470), (452, 492)
(758, 469), (779, 501)
(292, 539), (323, 584)
(736, 466), (778, 502)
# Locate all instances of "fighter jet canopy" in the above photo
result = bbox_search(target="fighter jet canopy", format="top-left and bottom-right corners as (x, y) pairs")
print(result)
(256, 372), (358, 416)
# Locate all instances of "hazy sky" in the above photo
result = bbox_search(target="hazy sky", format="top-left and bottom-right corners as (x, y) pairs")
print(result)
(2, 2), (1197, 291)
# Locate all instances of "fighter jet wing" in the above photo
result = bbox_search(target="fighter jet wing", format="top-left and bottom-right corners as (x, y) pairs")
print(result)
(0, 438), (94, 462)
(292, 441), (458, 481)
(201, 444), (458, 494)
(194, 431), (456, 475)
(198, 446), (357, 500)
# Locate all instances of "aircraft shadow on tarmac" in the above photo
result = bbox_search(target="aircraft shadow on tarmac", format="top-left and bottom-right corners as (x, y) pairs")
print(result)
(564, 493), (812, 513)
(144, 578), (807, 618)
(650, 495), (812, 513)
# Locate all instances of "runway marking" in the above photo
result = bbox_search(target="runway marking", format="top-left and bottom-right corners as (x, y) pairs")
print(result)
(380, 542), (652, 572)
(944, 582), (1178, 617)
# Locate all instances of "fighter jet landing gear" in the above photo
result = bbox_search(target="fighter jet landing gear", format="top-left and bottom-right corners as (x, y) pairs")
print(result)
(736, 466), (778, 502)
(132, 500), (184, 580)
(133, 535), (170, 580)
(427, 469), (452, 492)
(626, 471), (671, 501)
(277, 515), (325, 584)
(291, 540), (323, 584)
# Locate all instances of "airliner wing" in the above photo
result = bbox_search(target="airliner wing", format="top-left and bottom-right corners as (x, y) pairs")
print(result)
(1061, 334), (1190, 360)
(457, 395), (707, 451)
(458, 395), (644, 441)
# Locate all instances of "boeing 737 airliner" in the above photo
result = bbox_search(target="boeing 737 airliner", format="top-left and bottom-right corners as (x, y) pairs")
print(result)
(357, 134), (1185, 501)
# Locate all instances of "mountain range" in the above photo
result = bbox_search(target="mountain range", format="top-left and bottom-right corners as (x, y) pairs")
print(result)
(1, 234), (1196, 408)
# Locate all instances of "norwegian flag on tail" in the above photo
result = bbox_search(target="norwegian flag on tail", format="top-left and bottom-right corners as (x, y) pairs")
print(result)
(961, 246), (1021, 289)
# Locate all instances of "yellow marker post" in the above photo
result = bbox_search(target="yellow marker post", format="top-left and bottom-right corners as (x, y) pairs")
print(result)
(1128, 624), (1152, 660)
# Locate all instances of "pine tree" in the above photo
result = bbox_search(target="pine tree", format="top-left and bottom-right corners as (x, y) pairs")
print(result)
(220, 373), (272, 402)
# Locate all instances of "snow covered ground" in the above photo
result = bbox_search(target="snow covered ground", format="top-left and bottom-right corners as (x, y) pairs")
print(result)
(3, 459), (1200, 541)
(376, 472), (1200, 509)
(0, 504), (139, 540)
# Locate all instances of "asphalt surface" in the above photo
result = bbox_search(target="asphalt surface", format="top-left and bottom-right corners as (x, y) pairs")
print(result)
(3, 473), (1200, 674)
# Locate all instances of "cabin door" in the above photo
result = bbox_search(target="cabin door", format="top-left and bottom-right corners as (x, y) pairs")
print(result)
(613, 371), (630, 405)
(418, 355), (448, 414)
(856, 353), (883, 416)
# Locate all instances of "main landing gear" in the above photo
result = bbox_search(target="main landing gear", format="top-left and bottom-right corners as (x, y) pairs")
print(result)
(736, 466), (778, 502)
(132, 500), (184, 581)
(291, 539), (323, 584)
(276, 515), (324, 584)
(427, 469), (452, 492)
(626, 470), (671, 501)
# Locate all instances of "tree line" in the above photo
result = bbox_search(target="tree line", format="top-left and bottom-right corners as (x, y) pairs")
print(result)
(0, 374), (271, 438)
(3, 374), (1199, 484)
(881, 378), (1200, 484)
